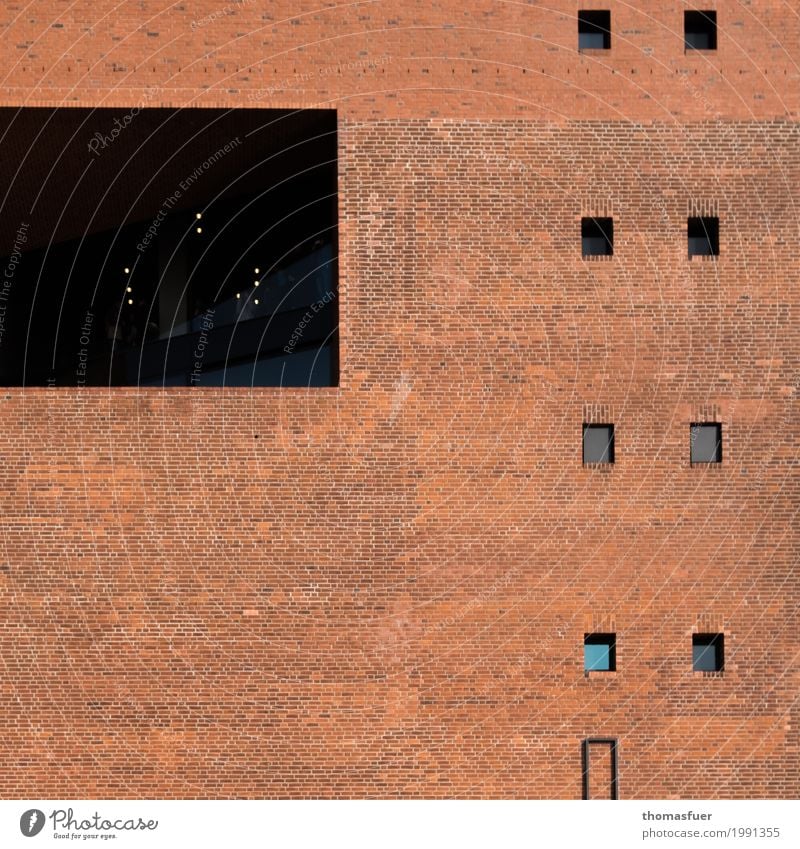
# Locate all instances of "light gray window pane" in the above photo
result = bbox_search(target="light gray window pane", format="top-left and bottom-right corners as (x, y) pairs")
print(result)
(584, 425), (614, 463)
(691, 424), (721, 463)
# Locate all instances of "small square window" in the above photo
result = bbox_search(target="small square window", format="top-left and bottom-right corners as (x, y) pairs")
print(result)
(582, 217), (613, 256)
(693, 633), (724, 671)
(585, 633), (616, 671)
(583, 423), (615, 464)
(685, 11), (717, 51)
(688, 216), (719, 257)
(579, 10), (611, 50)
(690, 422), (722, 463)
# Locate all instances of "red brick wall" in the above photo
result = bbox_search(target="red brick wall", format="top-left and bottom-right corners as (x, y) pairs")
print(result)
(2, 1), (799, 119)
(0, 1), (798, 798)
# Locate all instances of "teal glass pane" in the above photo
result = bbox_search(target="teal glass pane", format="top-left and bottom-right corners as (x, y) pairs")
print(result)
(585, 643), (611, 671)
(693, 643), (718, 671)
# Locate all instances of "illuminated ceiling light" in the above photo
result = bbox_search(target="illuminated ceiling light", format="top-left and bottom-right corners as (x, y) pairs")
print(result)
(235, 293), (241, 299)
(254, 267), (260, 274)
(195, 212), (202, 220)
(254, 280), (260, 287)
(124, 267), (130, 274)
(196, 227), (203, 234)
(254, 299), (259, 305)
(127, 298), (133, 305)
(126, 286), (132, 293)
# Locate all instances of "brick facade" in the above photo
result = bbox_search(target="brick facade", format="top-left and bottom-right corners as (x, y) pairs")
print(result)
(0, 1), (798, 798)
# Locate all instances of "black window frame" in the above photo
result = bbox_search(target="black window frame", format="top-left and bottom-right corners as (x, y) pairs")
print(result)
(584, 633), (617, 672)
(578, 10), (612, 50)
(685, 10), (718, 51)
(693, 633), (724, 672)
(688, 216), (719, 258)
(581, 217), (614, 257)
(690, 422), (722, 464)
(583, 423), (615, 465)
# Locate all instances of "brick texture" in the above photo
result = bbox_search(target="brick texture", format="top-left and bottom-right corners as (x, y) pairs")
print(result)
(0, 1), (798, 798)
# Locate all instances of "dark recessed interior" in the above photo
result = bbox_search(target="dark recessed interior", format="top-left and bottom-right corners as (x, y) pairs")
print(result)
(685, 10), (718, 50)
(581, 216), (614, 256)
(693, 633), (724, 671)
(688, 216), (719, 257)
(578, 10), (611, 50)
(0, 107), (338, 386)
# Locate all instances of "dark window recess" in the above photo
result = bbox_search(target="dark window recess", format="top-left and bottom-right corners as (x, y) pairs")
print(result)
(690, 422), (722, 463)
(688, 216), (719, 257)
(693, 633), (724, 672)
(685, 11), (717, 50)
(0, 107), (340, 386)
(583, 423), (615, 464)
(584, 633), (616, 671)
(578, 10), (611, 50)
(582, 217), (613, 256)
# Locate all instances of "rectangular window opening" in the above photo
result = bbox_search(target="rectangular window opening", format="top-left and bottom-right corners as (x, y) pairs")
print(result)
(693, 633), (724, 672)
(582, 217), (613, 256)
(0, 106), (340, 387)
(584, 633), (616, 672)
(685, 10), (718, 51)
(578, 11), (611, 50)
(688, 216), (719, 257)
(582, 738), (619, 800)
(690, 422), (722, 464)
(583, 423), (615, 464)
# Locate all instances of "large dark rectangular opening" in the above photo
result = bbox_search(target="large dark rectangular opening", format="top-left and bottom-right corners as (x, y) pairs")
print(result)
(0, 107), (339, 386)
